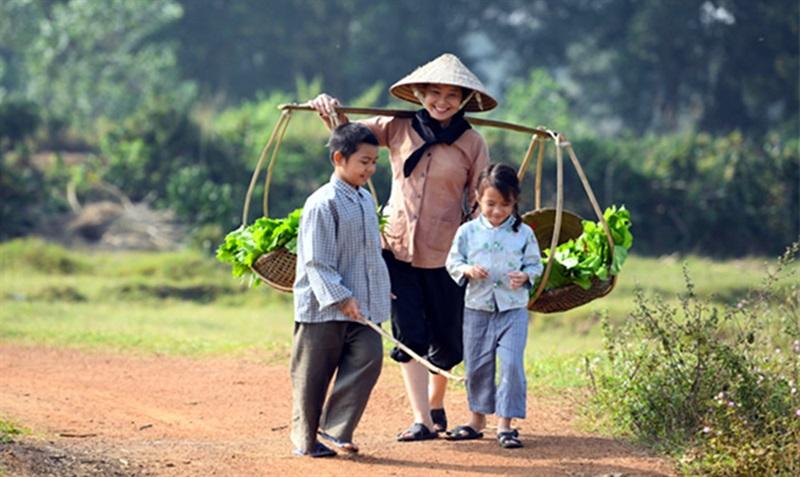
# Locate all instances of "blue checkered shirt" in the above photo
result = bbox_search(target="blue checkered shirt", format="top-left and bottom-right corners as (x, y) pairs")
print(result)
(293, 175), (391, 324)
(447, 214), (543, 312)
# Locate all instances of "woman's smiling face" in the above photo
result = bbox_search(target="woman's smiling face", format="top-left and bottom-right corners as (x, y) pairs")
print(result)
(422, 84), (464, 126)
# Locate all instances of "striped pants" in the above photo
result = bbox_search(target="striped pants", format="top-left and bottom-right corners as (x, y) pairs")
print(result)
(463, 307), (528, 419)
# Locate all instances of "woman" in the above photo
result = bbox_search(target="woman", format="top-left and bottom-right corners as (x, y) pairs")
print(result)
(309, 53), (497, 441)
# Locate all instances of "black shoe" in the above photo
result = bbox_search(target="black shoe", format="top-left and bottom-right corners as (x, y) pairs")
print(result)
(430, 408), (447, 434)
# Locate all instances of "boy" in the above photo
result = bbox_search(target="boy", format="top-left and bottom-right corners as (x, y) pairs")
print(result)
(290, 122), (390, 457)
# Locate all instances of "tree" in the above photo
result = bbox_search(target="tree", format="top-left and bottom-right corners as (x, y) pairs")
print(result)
(22, 0), (195, 129)
(170, 0), (469, 102)
(472, 0), (798, 134)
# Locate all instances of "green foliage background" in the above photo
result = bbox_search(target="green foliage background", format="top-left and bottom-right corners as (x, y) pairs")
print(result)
(0, 0), (797, 254)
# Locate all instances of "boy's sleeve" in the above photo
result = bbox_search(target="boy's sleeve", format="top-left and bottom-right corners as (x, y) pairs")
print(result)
(521, 227), (544, 287)
(445, 225), (471, 286)
(300, 201), (352, 310)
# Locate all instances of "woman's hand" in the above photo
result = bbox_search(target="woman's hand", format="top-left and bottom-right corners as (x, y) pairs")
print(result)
(507, 271), (529, 290)
(308, 93), (346, 129)
(463, 265), (489, 281)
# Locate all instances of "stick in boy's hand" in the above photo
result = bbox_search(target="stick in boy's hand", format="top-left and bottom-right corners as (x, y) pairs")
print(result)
(338, 297), (364, 321)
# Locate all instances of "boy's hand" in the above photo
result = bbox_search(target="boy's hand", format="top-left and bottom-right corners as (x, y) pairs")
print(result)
(338, 297), (364, 321)
(507, 271), (529, 290)
(463, 265), (489, 280)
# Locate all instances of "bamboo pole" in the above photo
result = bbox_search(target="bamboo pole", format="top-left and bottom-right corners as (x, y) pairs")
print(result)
(279, 103), (557, 138)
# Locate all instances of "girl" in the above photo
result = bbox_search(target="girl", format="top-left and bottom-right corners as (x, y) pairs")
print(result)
(310, 53), (496, 441)
(444, 163), (543, 449)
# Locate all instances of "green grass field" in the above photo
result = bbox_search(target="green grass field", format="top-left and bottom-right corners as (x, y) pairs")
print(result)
(0, 238), (791, 390)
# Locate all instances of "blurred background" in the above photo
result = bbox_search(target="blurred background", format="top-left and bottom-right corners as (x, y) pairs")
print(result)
(1, 0), (797, 256)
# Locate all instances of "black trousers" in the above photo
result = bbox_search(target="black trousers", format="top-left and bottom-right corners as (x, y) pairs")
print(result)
(382, 250), (465, 370)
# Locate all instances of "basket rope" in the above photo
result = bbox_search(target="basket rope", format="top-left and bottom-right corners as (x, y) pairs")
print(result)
(242, 110), (291, 225)
(519, 132), (618, 309)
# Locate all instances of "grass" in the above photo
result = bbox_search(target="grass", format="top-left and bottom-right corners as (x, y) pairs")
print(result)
(0, 237), (788, 388)
(0, 418), (26, 444)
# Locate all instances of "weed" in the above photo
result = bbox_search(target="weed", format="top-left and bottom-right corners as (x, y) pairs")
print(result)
(588, 241), (800, 475)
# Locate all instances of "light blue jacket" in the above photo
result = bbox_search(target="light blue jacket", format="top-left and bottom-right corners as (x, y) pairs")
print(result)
(446, 214), (543, 312)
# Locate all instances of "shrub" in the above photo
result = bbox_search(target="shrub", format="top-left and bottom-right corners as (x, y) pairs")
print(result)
(100, 98), (246, 229)
(0, 238), (92, 274)
(588, 242), (800, 476)
(0, 97), (40, 150)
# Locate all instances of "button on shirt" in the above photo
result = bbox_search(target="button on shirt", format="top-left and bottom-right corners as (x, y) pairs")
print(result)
(361, 116), (489, 269)
(293, 175), (391, 324)
(446, 215), (543, 312)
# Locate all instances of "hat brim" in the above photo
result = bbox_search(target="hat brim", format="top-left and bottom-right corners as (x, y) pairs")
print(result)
(389, 53), (498, 112)
(390, 83), (498, 112)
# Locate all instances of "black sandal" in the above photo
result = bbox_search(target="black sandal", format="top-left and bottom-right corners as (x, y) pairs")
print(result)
(444, 425), (484, 441)
(497, 430), (523, 449)
(397, 422), (438, 442)
(430, 408), (447, 433)
(292, 441), (337, 457)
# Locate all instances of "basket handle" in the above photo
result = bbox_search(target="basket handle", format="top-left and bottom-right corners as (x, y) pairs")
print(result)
(517, 133), (617, 305)
(528, 133), (565, 303)
(241, 109), (293, 225)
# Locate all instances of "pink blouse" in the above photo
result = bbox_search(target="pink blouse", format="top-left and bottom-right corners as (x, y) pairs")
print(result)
(361, 116), (489, 268)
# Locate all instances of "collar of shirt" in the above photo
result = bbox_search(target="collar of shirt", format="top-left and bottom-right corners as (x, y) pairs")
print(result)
(478, 213), (515, 231)
(330, 174), (365, 201)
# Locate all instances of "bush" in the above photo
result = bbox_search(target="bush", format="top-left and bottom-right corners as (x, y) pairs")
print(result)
(0, 97), (40, 150)
(588, 242), (800, 475)
(507, 130), (799, 256)
(100, 98), (247, 229)
(0, 238), (92, 274)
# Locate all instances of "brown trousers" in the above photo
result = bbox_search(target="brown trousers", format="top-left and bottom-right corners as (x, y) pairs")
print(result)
(290, 320), (383, 452)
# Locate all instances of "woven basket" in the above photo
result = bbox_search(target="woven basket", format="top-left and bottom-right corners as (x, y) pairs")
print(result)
(522, 208), (583, 249)
(252, 247), (296, 292)
(529, 277), (614, 313)
(523, 208), (616, 313)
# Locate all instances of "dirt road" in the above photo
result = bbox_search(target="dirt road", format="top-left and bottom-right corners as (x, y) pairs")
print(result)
(0, 345), (674, 476)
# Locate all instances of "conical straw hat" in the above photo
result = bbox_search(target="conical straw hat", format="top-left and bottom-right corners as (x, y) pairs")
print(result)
(390, 53), (497, 112)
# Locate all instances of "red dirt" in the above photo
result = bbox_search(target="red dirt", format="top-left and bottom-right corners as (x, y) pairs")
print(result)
(0, 344), (676, 476)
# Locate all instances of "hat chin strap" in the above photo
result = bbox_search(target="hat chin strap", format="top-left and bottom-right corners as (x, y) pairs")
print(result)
(411, 86), (425, 104)
(412, 86), (479, 112)
(458, 90), (476, 111)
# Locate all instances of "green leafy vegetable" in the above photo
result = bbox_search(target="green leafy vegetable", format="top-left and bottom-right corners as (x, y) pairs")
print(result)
(533, 205), (633, 293)
(216, 205), (386, 287)
(215, 208), (302, 286)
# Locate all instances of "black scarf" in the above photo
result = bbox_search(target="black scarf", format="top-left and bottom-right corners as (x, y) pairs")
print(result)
(403, 109), (471, 177)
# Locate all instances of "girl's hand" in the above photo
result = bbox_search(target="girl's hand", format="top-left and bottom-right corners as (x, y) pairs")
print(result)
(464, 265), (489, 280)
(507, 271), (529, 290)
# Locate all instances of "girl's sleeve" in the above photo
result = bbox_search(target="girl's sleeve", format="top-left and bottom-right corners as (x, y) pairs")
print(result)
(521, 227), (544, 287)
(446, 225), (471, 286)
(300, 201), (352, 310)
